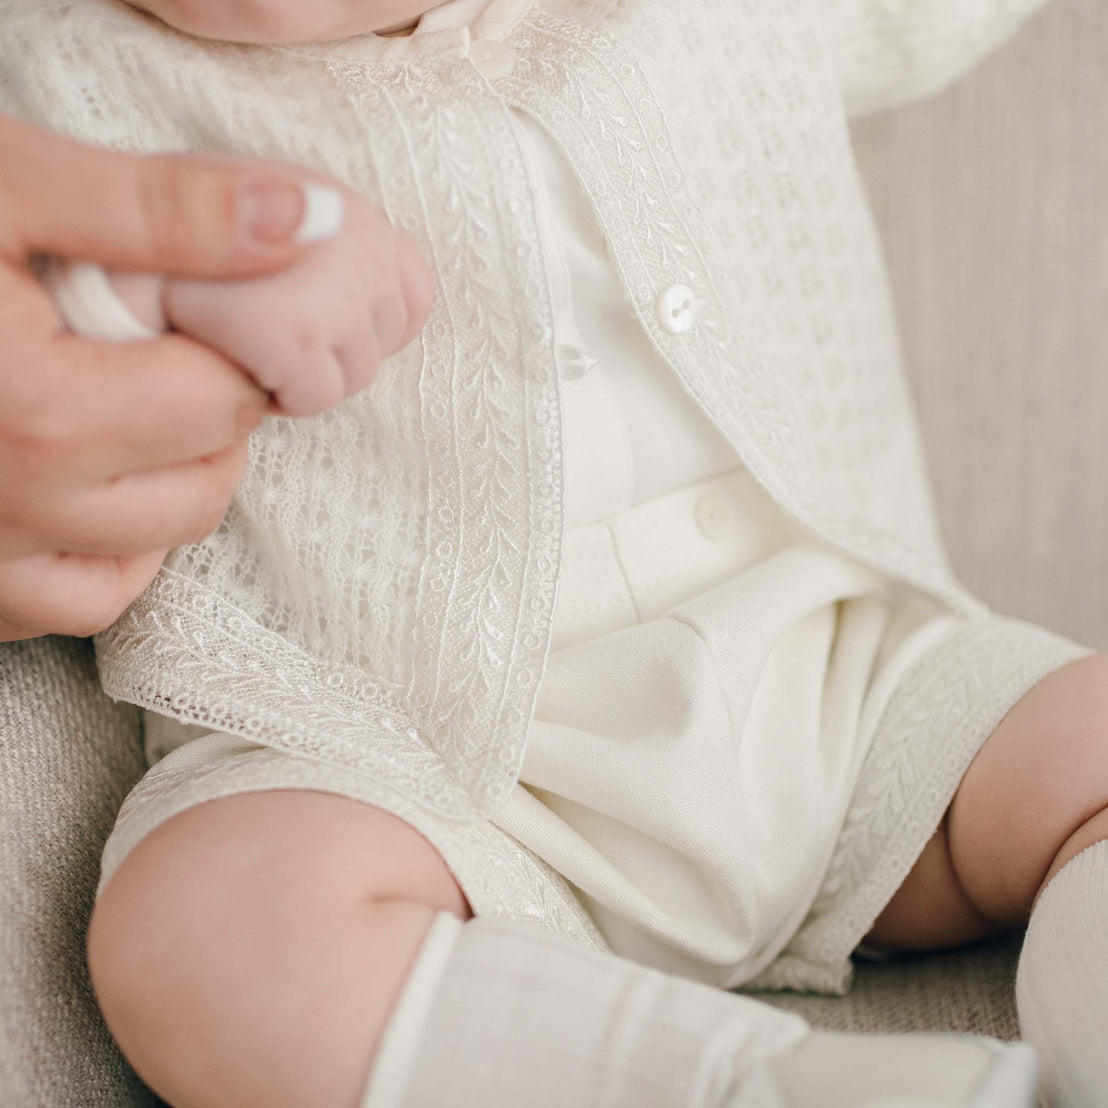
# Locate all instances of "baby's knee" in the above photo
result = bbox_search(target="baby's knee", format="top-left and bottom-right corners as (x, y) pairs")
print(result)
(88, 792), (462, 1107)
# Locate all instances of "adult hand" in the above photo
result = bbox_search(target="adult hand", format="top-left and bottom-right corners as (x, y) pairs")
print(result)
(0, 115), (357, 641)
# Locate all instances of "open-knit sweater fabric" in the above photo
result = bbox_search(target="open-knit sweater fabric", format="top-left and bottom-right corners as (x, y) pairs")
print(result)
(0, 0), (1049, 822)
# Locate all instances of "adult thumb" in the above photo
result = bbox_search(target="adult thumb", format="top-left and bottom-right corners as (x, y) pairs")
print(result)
(0, 114), (345, 277)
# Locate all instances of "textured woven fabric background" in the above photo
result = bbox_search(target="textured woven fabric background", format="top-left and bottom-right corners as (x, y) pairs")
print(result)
(762, 935), (1024, 1040)
(0, 639), (157, 1106)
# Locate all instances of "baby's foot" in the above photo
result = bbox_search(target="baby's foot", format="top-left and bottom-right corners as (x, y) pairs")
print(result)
(43, 180), (432, 418)
(740, 1030), (1037, 1107)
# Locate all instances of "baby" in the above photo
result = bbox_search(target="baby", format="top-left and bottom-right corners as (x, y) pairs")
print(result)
(8, 0), (1108, 1105)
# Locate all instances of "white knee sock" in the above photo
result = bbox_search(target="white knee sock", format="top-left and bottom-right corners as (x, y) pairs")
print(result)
(359, 911), (810, 1108)
(1016, 840), (1108, 1108)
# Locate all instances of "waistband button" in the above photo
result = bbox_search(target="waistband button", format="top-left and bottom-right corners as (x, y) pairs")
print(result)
(695, 490), (738, 542)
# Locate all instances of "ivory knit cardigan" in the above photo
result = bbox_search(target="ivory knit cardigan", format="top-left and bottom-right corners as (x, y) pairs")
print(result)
(0, 0), (1049, 822)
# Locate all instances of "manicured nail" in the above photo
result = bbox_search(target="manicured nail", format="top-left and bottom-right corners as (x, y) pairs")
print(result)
(242, 180), (344, 245)
(296, 183), (346, 243)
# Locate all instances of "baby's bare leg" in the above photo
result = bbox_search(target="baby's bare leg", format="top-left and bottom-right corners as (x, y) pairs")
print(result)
(88, 788), (814, 1108)
(865, 652), (1108, 1106)
(87, 790), (470, 1108)
(868, 651), (1108, 948)
(88, 778), (1044, 1108)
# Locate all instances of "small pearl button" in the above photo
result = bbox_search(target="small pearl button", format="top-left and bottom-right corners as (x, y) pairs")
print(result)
(470, 40), (516, 79)
(695, 491), (738, 542)
(556, 344), (597, 381)
(657, 284), (698, 334)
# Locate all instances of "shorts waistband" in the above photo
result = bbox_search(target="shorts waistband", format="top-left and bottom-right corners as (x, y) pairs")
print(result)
(551, 467), (807, 650)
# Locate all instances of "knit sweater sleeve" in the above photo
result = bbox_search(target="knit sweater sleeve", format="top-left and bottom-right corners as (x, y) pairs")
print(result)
(835, 0), (1053, 118)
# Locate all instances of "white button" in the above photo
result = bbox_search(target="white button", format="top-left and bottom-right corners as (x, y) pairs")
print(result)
(695, 491), (738, 542)
(656, 284), (698, 333)
(470, 40), (516, 79)
(556, 344), (597, 381)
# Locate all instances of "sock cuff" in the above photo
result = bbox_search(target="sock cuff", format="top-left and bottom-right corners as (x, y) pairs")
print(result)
(360, 910), (465, 1108)
(1017, 836), (1108, 1107)
(1036, 837), (1108, 912)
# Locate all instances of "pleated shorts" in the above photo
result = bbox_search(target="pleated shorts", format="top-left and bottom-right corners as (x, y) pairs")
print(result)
(98, 468), (1090, 994)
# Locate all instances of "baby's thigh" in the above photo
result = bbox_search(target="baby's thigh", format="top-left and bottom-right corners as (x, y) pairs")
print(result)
(870, 651), (1108, 949)
(88, 790), (470, 1106)
(945, 651), (1108, 923)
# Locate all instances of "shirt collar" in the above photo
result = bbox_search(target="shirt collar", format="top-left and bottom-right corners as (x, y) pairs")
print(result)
(275, 0), (534, 67)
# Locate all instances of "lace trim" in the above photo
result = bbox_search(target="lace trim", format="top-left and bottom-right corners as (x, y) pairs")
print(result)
(99, 741), (607, 951)
(747, 615), (1091, 994)
(98, 571), (479, 819)
(325, 55), (564, 816)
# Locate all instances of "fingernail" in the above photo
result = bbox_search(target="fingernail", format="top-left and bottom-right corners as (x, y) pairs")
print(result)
(241, 180), (344, 245)
(295, 183), (346, 243)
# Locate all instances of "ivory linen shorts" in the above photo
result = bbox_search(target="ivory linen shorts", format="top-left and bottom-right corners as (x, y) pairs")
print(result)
(97, 468), (1090, 995)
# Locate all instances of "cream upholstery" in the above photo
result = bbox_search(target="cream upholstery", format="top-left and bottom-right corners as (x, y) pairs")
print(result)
(1, 0), (1104, 1101)
(0, 639), (157, 1106)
